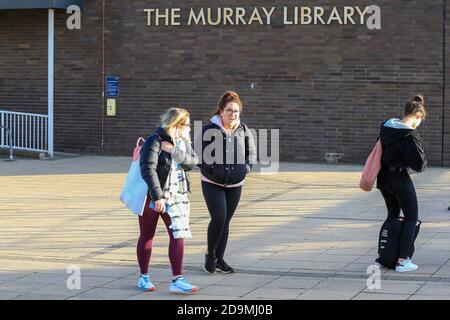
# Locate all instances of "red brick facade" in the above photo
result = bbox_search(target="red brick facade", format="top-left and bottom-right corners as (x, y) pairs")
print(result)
(1, 1), (449, 165)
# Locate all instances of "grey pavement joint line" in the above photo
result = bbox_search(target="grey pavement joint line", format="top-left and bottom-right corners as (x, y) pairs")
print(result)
(238, 275), (283, 298)
(74, 240), (138, 262)
(239, 185), (300, 208)
(3, 252), (450, 283)
(407, 283), (426, 300)
(1, 273), (37, 286)
(432, 256), (450, 276)
(251, 174), (449, 192)
(66, 277), (127, 300)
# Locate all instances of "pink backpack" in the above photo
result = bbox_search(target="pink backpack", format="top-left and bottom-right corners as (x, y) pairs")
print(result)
(360, 140), (382, 192)
(132, 137), (146, 161)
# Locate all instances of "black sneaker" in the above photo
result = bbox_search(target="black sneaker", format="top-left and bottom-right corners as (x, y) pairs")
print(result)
(215, 258), (235, 274)
(203, 253), (216, 274)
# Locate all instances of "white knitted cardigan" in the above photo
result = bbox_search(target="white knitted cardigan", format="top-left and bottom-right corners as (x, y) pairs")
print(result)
(162, 138), (192, 239)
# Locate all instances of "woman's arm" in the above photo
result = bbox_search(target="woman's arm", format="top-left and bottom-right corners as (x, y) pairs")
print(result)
(171, 139), (199, 171)
(244, 125), (257, 173)
(140, 135), (164, 200)
(402, 133), (427, 172)
(194, 124), (218, 169)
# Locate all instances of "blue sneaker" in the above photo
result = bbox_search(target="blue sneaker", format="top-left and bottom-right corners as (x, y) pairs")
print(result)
(138, 274), (155, 291)
(406, 258), (418, 270)
(395, 259), (418, 273)
(169, 277), (199, 294)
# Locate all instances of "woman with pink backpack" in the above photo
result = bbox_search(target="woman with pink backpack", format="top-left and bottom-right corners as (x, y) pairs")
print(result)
(137, 108), (199, 294)
(375, 95), (427, 272)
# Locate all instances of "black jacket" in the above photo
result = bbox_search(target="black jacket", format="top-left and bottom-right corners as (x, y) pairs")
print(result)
(140, 127), (199, 201)
(377, 121), (427, 187)
(196, 121), (257, 186)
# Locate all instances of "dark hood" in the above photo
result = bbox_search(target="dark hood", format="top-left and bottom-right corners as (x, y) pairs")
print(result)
(379, 121), (416, 147)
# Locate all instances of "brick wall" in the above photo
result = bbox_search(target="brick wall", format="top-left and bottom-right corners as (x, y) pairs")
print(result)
(445, 0), (450, 166)
(0, 2), (102, 154)
(0, 9), (48, 115)
(1, 0), (449, 165)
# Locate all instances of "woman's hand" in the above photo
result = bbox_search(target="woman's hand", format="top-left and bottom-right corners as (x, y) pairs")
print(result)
(181, 127), (191, 142)
(161, 141), (174, 154)
(154, 199), (166, 213)
(182, 134), (191, 143)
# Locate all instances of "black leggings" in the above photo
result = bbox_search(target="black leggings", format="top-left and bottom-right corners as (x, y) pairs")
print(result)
(379, 174), (418, 260)
(201, 181), (242, 259)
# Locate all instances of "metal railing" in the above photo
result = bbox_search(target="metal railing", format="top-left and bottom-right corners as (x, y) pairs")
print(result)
(0, 125), (13, 160)
(0, 110), (49, 154)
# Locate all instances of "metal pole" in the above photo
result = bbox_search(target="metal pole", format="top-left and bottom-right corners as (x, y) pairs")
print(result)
(48, 9), (54, 158)
(101, 0), (106, 152)
(8, 127), (13, 161)
(1, 112), (4, 147)
(443, 0), (447, 166)
(0, 125), (13, 161)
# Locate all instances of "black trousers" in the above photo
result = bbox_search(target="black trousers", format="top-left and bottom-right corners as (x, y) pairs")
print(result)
(379, 174), (419, 260)
(201, 181), (242, 259)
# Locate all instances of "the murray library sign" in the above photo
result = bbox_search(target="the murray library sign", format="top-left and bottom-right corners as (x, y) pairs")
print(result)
(144, 5), (381, 29)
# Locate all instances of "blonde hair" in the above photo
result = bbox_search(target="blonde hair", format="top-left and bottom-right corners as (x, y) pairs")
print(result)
(160, 108), (190, 129)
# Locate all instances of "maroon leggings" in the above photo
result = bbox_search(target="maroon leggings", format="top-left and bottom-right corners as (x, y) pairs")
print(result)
(136, 197), (184, 276)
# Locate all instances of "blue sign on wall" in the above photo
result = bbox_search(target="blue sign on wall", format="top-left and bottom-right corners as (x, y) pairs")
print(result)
(106, 76), (119, 97)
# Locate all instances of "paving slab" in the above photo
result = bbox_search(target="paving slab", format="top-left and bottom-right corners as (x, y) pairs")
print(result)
(199, 285), (256, 297)
(298, 290), (358, 300)
(1, 157), (450, 300)
(362, 280), (424, 295)
(261, 276), (324, 290)
(183, 294), (237, 301)
(0, 291), (23, 300)
(12, 293), (66, 300)
(352, 293), (410, 300)
(408, 295), (450, 300)
(242, 288), (305, 299)
(66, 287), (141, 300)
(312, 278), (368, 292)
(212, 274), (279, 288)
(415, 283), (450, 296)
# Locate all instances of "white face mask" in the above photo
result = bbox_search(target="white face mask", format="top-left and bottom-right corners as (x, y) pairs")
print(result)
(182, 126), (191, 137)
(173, 126), (190, 138)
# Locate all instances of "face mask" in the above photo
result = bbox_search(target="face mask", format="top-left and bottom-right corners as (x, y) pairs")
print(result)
(173, 127), (189, 138)
(182, 126), (191, 137)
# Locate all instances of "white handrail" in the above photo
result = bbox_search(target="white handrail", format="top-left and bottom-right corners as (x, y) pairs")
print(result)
(0, 110), (49, 154)
(0, 110), (48, 117)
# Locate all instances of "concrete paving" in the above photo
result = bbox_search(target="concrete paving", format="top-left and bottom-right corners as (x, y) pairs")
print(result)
(1, 154), (450, 300)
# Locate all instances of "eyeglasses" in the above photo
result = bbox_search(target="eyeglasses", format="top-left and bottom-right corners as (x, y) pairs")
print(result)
(181, 123), (191, 127)
(225, 109), (240, 115)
